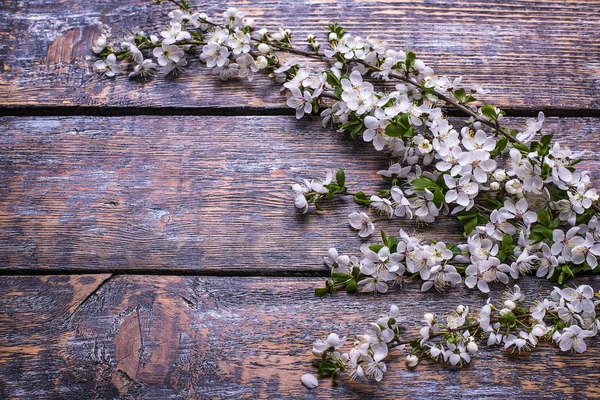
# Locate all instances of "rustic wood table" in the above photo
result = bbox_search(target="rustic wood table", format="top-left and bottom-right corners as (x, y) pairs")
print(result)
(1, 1), (600, 399)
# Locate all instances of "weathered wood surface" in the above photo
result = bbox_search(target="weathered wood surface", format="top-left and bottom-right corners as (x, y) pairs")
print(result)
(1, 274), (600, 399)
(0, 116), (599, 273)
(1, 0), (600, 111)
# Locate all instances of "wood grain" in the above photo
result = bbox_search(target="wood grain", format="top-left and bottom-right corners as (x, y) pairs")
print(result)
(1, 0), (599, 111)
(0, 116), (598, 273)
(0, 274), (599, 399)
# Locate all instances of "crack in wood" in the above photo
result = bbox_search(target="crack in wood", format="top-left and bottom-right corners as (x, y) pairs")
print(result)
(68, 274), (114, 318)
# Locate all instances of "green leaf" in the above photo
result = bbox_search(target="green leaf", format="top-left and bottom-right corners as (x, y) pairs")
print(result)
(490, 137), (508, 156)
(331, 272), (352, 283)
(381, 230), (388, 246)
(336, 168), (345, 187)
(325, 71), (341, 88)
(384, 123), (407, 138)
(537, 209), (552, 227)
(502, 234), (513, 248)
(464, 216), (478, 235)
(315, 287), (329, 297)
(432, 188), (445, 207)
(531, 224), (553, 242)
(405, 50), (416, 70)
(453, 88), (467, 103)
(540, 134), (553, 147)
(353, 191), (372, 205)
(410, 176), (439, 190)
(513, 142), (529, 152)
(369, 244), (384, 253)
(480, 105), (498, 121)
(352, 266), (361, 279)
(346, 279), (358, 292)
(317, 360), (339, 377)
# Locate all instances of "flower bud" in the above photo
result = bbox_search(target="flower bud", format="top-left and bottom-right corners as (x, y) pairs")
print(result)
(467, 341), (478, 354)
(406, 354), (419, 368)
(490, 181), (500, 191)
(257, 28), (268, 37)
(257, 43), (270, 54)
(243, 18), (255, 28)
(423, 313), (434, 324)
(493, 169), (506, 182)
(414, 59), (425, 71)
(503, 300), (516, 310)
(255, 56), (268, 69)
(329, 32), (338, 41)
(307, 33), (316, 41)
(505, 179), (523, 195)
(499, 308), (511, 316)
(456, 305), (465, 313)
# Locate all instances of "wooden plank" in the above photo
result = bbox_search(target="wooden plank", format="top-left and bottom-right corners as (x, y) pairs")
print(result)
(1, 115), (599, 273)
(1, 0), (599, 110)
(1, 274), (599, 399)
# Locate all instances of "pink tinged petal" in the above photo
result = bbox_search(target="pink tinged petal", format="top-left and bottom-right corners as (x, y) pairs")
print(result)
(465, 276), (477, 289)
(443, 174), (457, 188)
(376, 281), (389, 293)
(381, 329), (395, 343)
(559, 339), (572, 352)
(445, 190), (458, 203)
(301, 373), (318, 389)
(359, 224), (374, 237)
(373, 135), (387, 151)
(477, 280), (490, 293)
(364, 115), (380, 129)
(586, 253), (598, 269)
(575, 340), (587, 353)
(360, 263), (376, 276)
(378, 247), (391, 260)
(363, 129), (376, 142)
(449, 353), (461, 365)
(474, 168), (487, 183)
(457, 192), (470, 207)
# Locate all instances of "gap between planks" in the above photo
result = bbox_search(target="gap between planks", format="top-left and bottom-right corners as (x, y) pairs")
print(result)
(2, 106), (600, 118)
(0, 268), (333, 277)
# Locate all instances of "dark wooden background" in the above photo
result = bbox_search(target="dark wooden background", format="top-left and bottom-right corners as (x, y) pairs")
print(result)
(1, 1), (600, 399)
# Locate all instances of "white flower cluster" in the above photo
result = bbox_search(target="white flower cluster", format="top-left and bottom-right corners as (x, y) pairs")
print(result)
(481, 285), (599, 354)
(93, 4), (600, 389)
(303, 284), (599, 388)
(302, 305), (404, 387)
(92, 7), (271, 79)
(322, 229), (463, 295)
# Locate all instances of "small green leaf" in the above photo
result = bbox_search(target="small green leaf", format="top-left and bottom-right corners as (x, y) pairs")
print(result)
(405, 50), (416, 70)
(502, 234), (513, 248)
(325, 71), (341, 88)
(336, 168), (345, 187)
(537, 209), (552, 227)
(369, 244), (384, 253)
(480, 105), (498, 121)
(463, 216), (479, 235)
(353, 191), (372, 205)
(331, 272), (352, 283)
(453, 88), (467, 103)
(315, 287), (329, 297)
(381, 230), (388, 246)
(346, 279), (358, 292)
(513, 142), (529, 152)
(490, 137), (508, 156)
(540, 134), (553, 147)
